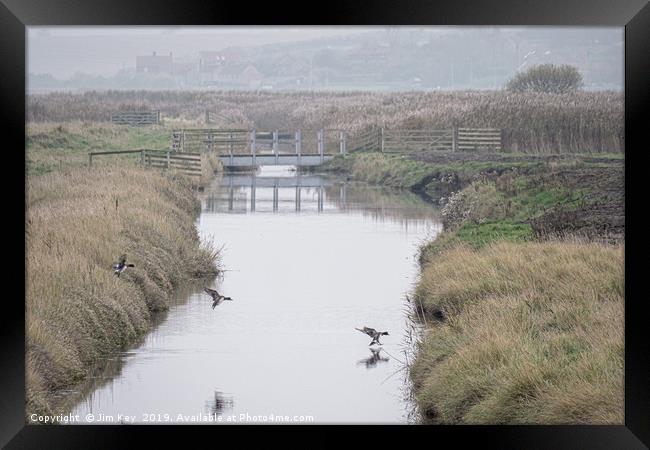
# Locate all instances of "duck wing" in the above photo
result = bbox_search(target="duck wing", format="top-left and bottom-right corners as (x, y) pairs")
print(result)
(204, 287), (219, 298)
(356, 327), (377, 337)
(118, 254), (127, 265)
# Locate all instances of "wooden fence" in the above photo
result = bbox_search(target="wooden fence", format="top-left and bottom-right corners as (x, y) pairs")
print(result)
(172, 129), (250, 153)
(169, 127), (503, 155)
(383, 129), (454, 153)
(349, 127), (502, 153)
(111, 110), (161, 126)
(457, 128), (502, 151)
(347, 127), (380, 152)
(142, 150), (202, 176)
(204, 111), (245, 127)
(88, 149), (202, 177)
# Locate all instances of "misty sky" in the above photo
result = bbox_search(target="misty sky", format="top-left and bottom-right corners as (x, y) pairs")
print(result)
(27, 26), (623, 90)
(27, 26), (380, 78)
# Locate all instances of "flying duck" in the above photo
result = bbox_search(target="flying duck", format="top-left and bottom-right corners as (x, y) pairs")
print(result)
(204, 287), (233, 309)
(112, 254), (134, 277)
(355, 326), (389, 346)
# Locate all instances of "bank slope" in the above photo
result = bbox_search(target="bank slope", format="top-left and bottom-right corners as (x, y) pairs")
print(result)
(26, 165), (219, 416)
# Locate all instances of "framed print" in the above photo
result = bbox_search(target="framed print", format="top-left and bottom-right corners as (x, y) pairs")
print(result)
(2, 0), (649, 447)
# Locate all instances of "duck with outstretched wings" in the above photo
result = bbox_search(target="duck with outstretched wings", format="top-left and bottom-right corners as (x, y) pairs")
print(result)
(112, 254), (134, 277)
(355, 326), (389, 346)
(204, 287), (233, 309)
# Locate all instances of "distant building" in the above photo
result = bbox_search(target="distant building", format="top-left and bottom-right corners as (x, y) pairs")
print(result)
(199, 48), (246, 71)
(136, 52), (174, 74)
(200, 62), (264, 89)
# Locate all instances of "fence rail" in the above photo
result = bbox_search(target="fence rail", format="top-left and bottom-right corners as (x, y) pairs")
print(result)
(383, 129), (453, 152)
(111, 110), (161, 126)
(170, 126), (503, 156)
(348, 127), (380, 152)
(88, 149), (202, 176)
(457, 128), (502, 151)
(171, 128), (348, 157)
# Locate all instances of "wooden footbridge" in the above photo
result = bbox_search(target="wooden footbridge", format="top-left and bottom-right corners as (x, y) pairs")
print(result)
(172, 129), (348, 169)
(171, 127), (502, 169)
(87, 126), (503, 174)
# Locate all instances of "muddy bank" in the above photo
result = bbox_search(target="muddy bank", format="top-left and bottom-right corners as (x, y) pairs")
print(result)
(26, 166), (220, 418)
(321, 152), (624, 244)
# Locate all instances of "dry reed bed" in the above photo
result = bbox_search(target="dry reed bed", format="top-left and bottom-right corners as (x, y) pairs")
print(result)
(410, 240), (624, 424)
(26, 165), (219, 415)
(28, 90), (623, 153)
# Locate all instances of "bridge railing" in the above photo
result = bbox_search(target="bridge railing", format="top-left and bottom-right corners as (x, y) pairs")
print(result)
(170, 127), (503, 157)
(171, 128), (349, 158)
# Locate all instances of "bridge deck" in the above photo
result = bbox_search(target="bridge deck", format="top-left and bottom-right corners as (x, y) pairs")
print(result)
(218, 154), (336, 167)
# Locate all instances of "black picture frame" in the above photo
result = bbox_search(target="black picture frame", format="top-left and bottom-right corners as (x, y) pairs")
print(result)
(3, 0), (648, 447)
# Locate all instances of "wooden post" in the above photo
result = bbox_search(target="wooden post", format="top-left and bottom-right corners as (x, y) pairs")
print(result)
(205, 110), (210, 124)
(500, 129), (504, 153)
(251, 129), (257, 167)
(452, 127), (459, 152)
(140, 149), (145, 166)
(296, 130), (301, 166)
(340, 130), (346, 155)
(228, 176), (234, 211)
(295, 185), (301, 211)
(318, 129), (324, 163)
(273, 185), (278, 212)
(229, 131), (234, 166)
(318, 185), (323, 212)
(273, 130), (279, 164)
(166, 151), (171, 169)
(88, 153), (93, 167)
(250, 175), (256, 212)
(380, 127), (385, 153)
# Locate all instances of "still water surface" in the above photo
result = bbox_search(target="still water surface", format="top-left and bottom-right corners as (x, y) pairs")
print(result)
(68, 167), (441, 424)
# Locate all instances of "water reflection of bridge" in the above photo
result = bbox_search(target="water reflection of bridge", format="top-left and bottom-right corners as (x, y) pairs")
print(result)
(205, 175), (343, 213)
(201, 174), (441, 234)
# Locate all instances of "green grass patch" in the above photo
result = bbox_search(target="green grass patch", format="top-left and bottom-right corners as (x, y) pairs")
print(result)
(456, 221), (534, 247)
(27, 122), (170, 175)
(511, 187), (585, 221)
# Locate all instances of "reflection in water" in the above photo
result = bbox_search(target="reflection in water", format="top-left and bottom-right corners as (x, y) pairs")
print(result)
(66, 169), (441, 424)
(201, 172), (440, 230)
(205, 391), (234, 416)
(55, 281), (212, 417)
(357, 348), (390, 369)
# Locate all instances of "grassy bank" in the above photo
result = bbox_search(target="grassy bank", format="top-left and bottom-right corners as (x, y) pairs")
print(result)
(27, 121), (170, 175)
(324, 150), (624, 424)
(27, 121), (223, 187)
(411, 240), (623, 424)
(26, 165), (219, 416)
